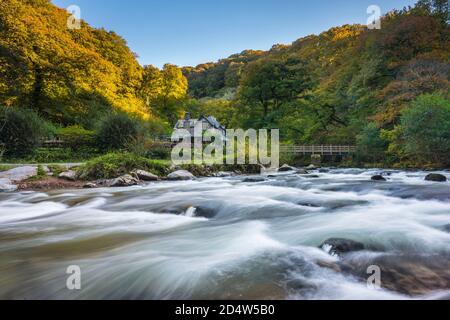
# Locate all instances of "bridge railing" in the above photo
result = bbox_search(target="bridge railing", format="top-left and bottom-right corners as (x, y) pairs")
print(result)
(280, 145), (356, 155)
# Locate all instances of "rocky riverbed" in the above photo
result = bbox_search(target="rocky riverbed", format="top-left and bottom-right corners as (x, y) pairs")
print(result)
(0, 168), (449, 299)
(0, 163), (261, 192)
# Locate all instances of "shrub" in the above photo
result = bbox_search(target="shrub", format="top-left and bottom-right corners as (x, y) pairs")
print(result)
(95, 113), (141, 151)
(0, 107), (46, 158)
(77, 152), (170, 180)
(31, 147), (98, 163)
(401, 92), (450, 165)
(146, 146), (171, 160)
(57, 125), (95, 151)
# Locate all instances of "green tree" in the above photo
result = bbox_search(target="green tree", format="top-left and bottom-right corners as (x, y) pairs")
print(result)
(238, 57), (311, 126)
(415, 0), (450, 23)
(356, 123), (389, 163)
(143, 64), (187, 124)
(401, 92), (450, 165)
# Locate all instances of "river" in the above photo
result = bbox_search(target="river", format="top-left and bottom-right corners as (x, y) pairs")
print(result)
(0, 168), (449, 300)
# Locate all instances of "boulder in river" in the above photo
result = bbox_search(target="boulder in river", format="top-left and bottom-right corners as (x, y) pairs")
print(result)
(338, 254), (450, 296)
(185, 206), (217, 218)
(59, 170), (77, 181)
(320, 238), (365, 257)
(278, 164), (296, 172)
(42, 166), (51, 175)
(307, 164), (318, 170)
(425, 173), (447, 182)
(167, 170), (195, 181)
(296, 169), (309, 175)
(243, 176), (266, 183)
(0, 166), (37, 182)
(0, 178), (17, 192)
(83, 182), (97, 189)
(110, 174), (139, 187)
(371, 175), (387, 181)
(213, 171), (234, 177)
(131, 169), (159, 181)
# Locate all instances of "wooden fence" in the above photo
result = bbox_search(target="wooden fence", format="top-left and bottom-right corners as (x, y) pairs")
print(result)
(280, 145), (356, 155)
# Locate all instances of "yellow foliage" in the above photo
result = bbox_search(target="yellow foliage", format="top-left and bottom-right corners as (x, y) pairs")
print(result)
(0, 0), (151, 123)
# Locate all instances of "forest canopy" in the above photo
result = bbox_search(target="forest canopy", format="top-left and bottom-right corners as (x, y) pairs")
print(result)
(0, 0), (449, 166)
(0, 0), (187, 129)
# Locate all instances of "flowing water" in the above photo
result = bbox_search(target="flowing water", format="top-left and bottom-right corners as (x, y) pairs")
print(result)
(1, 169), (450, 300)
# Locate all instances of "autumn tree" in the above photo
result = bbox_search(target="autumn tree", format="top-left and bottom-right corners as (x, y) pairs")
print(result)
(141, 64), (187, 124)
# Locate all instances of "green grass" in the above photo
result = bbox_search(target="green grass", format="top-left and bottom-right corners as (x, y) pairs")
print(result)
(2, 148), (100, 164)
(26, 165), (48, 181)
(47, 164), (66, 176)
(75, 152), (262, 180)
(0, 164), (17, 172)
(77, 152), (171, 180)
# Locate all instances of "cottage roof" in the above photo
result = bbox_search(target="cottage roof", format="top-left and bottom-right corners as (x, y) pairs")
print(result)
(175, 114), (225, 131)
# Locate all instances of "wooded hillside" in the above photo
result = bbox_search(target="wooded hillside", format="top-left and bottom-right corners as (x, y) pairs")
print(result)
(0, 0), (449, 166)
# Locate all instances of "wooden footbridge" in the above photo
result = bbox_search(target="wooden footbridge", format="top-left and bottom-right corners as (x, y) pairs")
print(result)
(280, 145), (356, 155)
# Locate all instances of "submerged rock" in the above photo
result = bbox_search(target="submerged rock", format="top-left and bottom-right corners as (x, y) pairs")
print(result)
(304, 175), (320, 178)
(296, 169), (309, 175)
(320, 238), (365, 257)
(0, 166), (37, 182)
(59, 170), (77, 181)
(297, 202), (321, 208)
(213, 171), (234, 177)
(193, 207), (217, 218)
(425, 173), (447, 182)
(110, 174), (139, 187)
(371, 175), (387, 181)
(132, 169), (159, 181)
(316, 260), (342, 273)
(167, 170), (195, 181)
(278, 164), (296, 172)
(243, 176), (266, 183)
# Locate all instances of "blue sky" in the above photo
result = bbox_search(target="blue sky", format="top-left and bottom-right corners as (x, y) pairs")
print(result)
(52, 0), (417, 68)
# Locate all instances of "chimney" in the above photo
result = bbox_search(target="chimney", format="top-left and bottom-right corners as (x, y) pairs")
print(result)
(184, 112), (191, 121)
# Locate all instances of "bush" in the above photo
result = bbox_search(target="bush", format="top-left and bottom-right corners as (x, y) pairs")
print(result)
(146, 147), (171, 160)
(30, 147), (98, 163)
(401, 92), (450, 165)
(0, 107), (46, 158)
(95, 113), (141, 151)
(57, 125), (95, 151)
(77, 152), (170, 180)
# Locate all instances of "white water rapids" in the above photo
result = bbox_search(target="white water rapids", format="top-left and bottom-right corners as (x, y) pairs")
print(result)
(0, 168), (449, 300)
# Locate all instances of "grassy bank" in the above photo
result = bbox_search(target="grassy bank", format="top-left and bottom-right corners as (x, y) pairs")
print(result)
(75, 152), (261, 180)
